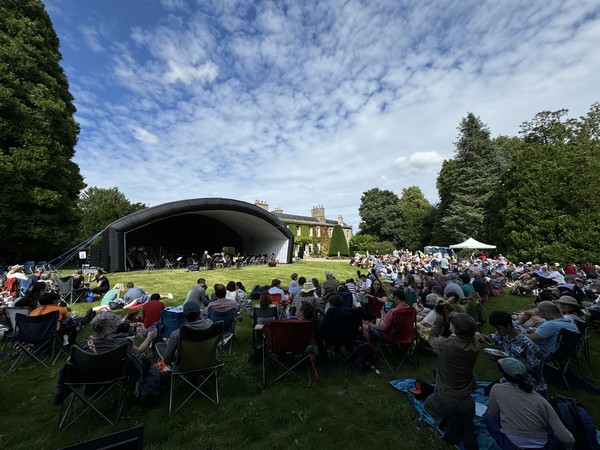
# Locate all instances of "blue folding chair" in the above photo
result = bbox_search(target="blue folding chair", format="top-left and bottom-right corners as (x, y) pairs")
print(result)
(207, 308), (237, 354)
(153, 309), (186, 355)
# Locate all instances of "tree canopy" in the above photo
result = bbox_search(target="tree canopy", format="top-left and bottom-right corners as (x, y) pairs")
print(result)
(0, 0), (84, 261)
(397, 186), (434, 250)
(358, 188), (403, 245)
(328, 224), (349, 256)
(78, 187), (147, 240)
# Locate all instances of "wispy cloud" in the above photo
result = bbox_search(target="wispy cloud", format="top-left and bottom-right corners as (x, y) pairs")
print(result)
(43, 0), (600, 228)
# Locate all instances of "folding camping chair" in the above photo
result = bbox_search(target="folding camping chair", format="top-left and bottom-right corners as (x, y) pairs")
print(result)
(371, 307), (419, 374)
(262, 320), (316, 383)
(544, 328), (583, 393)
(145, 259), (156, 271)
(320, 307), (363, 374)
(164, 259), (175, 270)
(58, 343), (128, 430)
(168, 321), (224, 415)
(55, 276), (87, 306)
(2, 307), (30, 351)
(207, 308), (238, 355)
(154, 309), (186, 353)
(9, 311), (63, 371)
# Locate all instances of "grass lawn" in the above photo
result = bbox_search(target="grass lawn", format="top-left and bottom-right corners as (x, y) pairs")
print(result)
(2, 261), (599, 449)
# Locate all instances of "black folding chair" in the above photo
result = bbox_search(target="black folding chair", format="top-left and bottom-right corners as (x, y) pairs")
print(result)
(320, 307), (363, 374)
(168, 321), (224, 415)
(58, 343), (129, 430)
(55, 276), (87, 306)
(9, 311), (63, 371)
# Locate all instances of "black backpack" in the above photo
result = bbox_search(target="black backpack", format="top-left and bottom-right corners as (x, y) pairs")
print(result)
(549, 394), (600, 450)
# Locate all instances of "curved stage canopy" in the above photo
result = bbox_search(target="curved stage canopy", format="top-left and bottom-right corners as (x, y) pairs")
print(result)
(100, 198), (294, 272)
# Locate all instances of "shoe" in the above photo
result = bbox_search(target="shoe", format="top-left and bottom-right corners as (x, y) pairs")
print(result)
(167, 293), (173, 299)
(80, 308), (96, 326)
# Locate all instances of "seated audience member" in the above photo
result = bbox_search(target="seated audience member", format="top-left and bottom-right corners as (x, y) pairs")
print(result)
(71, 268), (85, 290)
(142, 293), (165, 329)
(440, 275), (465, 300)
(311, 277), (322, 298)
(204, 283), (238, 317)
(424, 311), (480, 450)
(363, 288), (415, 343)
(80, 311), (157, 354)
(459, 274), (475, 296)
(484, 358), (575, 449)
(252, 290), (277, 326)
(185, 278), (208, 307)
(322, 270), (340, 297)
(99, 283), (125, 307)
(516, 307), (546, 329)
(363, 279), (387, 320)
(482, 311), (546, 395)
(446, 292), (466, 313)
(556, 295), (587, 327)
(88, 269), (110, 297)
(14, 281), (47, 309)
(289, 276), (306, 306)
(290, 300), (318, 325)
(525, 300), (579, 357)
(345, 278), (357, 294)
(289, 273), (298, 292)
(293, 282), (318, 311)
(30, 292), (78, 345)
(225, 281), (238, 302)
(418, 294), (440, 327)
(268, 279), (286, 300)
(155, 300), (213, 365)
(235, 281), (249, 309)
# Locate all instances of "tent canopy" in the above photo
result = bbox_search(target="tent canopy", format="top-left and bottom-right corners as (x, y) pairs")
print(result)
(449, 237), (496, 250)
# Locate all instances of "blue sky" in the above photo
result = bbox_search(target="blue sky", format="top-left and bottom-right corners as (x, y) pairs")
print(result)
(42, 0), (600, 230)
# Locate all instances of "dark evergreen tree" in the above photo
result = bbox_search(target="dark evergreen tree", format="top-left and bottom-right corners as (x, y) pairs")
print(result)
(0, 0), (84, 260)
(328, 224), (349, 256)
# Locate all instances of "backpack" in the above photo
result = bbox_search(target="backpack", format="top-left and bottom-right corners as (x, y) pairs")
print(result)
(250, 284), (263, 300)
(126, 354), (163, 406)
(549, 394), (600, 450)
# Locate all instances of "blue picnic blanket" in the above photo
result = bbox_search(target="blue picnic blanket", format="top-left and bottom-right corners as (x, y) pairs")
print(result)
(391, 378), (500, 450)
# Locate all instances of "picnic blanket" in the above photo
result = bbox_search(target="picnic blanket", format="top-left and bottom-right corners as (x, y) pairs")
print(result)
(391, 378), (499, 450)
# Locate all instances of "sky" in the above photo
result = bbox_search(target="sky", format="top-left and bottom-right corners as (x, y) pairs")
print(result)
(41, 0), (600, 230)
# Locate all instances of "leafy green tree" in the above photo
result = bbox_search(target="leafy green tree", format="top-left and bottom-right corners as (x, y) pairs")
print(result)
(0, 0), (84, 261)
(349, 233), (374, 254)
(358, 188), (403, 245)
(328, 224), (349, 256)
(78, 187), (147, 239)
(495, 104), (600, 262)
(398, 186), (434, 249)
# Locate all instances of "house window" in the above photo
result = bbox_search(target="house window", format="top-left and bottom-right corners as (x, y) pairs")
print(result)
(296, 227), (301, 236)
(309, 244), (313, 253)
(309, 227), (313, 237)
(316, 227), (321, 237)
(317, 243), (321, 252)
(328, 228), (333, 237)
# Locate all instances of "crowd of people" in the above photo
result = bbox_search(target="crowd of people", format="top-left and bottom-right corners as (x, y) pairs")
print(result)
(2, 254), (600, 449)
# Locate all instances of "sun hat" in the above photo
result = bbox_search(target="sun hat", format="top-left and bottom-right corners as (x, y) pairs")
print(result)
(498, 357), (527, 378)
(90, 312), (121, 339)
(449, 312), (476, 336)
(301, 282), (316, 293)
(557, 295), (582, 309)
(11, 264), (24, 271)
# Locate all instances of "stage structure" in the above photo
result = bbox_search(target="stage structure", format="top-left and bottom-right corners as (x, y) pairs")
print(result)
(100, 198), (294, 272)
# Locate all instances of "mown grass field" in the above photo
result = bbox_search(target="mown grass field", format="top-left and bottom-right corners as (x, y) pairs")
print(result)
(1, 260), (599, 449)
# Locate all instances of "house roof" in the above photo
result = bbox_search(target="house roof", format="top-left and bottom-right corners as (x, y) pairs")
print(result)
(272, 212), (351, 229)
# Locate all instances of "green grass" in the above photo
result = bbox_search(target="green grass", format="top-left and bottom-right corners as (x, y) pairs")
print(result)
(2, 261), (599, 449)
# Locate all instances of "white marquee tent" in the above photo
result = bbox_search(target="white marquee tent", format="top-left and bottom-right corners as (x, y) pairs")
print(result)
(449, 237), (496, 250)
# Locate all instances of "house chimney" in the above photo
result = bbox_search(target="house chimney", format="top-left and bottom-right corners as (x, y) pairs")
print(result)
(338, 215), (344, 225)
(311, 205), (325, 222)
(273, 207), (283, 214)
(255, 200), (269, 211)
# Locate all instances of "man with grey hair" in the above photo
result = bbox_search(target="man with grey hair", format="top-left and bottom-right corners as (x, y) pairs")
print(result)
(526, 300), (579, 357)
(321, 270), (340, 297)
(439, 275), (465, 300)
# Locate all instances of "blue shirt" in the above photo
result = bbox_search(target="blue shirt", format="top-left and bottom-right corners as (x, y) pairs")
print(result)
(534, 317), (578, 356)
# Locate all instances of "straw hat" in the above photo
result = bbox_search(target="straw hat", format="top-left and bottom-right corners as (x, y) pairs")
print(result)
(557, 295), (582, 309)
(301, 282), (316, 293)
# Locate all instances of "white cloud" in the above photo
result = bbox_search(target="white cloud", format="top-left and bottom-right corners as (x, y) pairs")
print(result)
(44, 0), (600, 230)
(131, 127), (159, 145)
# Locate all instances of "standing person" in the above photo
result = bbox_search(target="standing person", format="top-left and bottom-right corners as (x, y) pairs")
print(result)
(88, 269), (110, 297)
(185, 278), (208, 307)
(142, 293), (165, 330)
(289, 273), (299, 292)
(484, 358), (575, 449)
(440, 253), (450, 275)
(424, 308), (480, 450)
